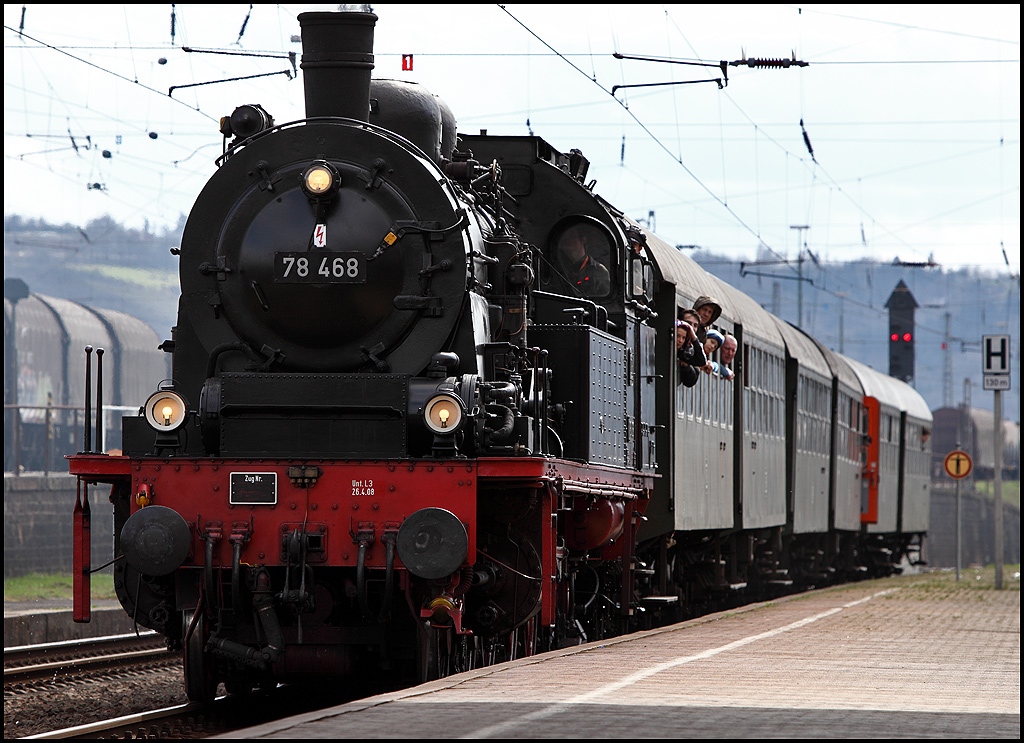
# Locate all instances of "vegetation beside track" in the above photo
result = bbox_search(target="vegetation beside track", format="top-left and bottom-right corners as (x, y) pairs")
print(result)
(4, 571), (116, 602)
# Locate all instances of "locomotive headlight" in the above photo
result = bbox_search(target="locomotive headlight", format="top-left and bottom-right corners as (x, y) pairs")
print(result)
(424, 393), (464, 434)
(302, 162), (336, 197)
(144, 390), (188, 432)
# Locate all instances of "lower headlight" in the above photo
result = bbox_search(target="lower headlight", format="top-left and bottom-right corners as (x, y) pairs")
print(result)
(144, 389), (188, 432)
(423, 393), (464, 434)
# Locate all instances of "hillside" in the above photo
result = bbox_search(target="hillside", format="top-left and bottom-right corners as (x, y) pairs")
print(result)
(691, 247), (1020, 420)
(4, 215), (1019, 420)
(4, 214), (181, 339)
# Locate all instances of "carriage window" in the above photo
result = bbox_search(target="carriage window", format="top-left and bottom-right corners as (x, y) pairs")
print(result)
(719, 376), (724, 425)
(727, 376), (733, 428)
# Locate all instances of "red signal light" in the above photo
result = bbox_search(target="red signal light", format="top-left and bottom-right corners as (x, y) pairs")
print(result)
(891, 333), (899, 342)
(903, 333), (912, 342)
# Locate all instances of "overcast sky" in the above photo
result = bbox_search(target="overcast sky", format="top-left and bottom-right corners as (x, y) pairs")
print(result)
(4, 4), (1020, 274)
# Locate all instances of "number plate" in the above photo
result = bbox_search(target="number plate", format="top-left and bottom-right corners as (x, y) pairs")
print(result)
(230, 472), (277, 505)
(275, 252), (367, 284)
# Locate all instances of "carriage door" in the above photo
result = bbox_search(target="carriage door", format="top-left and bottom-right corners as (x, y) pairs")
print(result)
(639, 321), (657, 472)
(626, 315), (657, 472)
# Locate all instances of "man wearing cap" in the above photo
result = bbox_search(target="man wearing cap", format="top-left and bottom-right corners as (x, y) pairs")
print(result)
(558, 224), (611, 297)
(692, 295), (722, 343)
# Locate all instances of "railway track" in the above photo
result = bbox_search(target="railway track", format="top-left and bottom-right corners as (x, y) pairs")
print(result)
(4, 632), (176, 691)
(20, 679), (372, 739)
(6, 635), (377, 738)
(24, 701), (217, 740)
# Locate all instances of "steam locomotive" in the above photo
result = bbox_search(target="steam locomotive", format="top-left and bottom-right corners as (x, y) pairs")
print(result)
(69, 10), (931, 701)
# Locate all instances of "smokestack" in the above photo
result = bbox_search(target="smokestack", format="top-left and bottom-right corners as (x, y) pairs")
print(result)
(298, 11), (377, 121)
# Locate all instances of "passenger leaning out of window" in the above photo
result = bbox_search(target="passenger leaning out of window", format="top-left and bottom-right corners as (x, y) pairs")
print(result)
(702, 329), (734, 380)
(718, 333), (738, 381)
(692, 295), (722, 343)
(676, 309), (708, 388)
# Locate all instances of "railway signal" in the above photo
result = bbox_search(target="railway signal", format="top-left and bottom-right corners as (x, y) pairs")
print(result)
(886, 280), (918, 383)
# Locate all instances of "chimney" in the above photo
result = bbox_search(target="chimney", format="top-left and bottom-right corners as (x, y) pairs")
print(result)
(298, 11), (377, 121)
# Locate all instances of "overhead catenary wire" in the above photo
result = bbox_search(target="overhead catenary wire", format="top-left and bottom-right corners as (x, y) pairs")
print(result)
(499, 5), (791, 266)
(3, 25), (219, 121)
(3, 5), (1018, 275)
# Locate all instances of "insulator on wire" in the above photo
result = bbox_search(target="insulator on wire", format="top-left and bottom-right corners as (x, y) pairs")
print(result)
(730, 52), (808, 69)
(750, 58), (792, 68)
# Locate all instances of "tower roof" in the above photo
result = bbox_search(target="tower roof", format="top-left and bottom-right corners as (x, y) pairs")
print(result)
(885, 279), (920, 310)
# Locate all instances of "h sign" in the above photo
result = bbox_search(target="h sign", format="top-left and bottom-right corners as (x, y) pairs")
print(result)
(982, 335), (1011, 375)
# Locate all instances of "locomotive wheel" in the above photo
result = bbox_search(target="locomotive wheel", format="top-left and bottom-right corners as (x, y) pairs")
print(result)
(418, 620), (445, 683)
(451, 633), (473, 675)
(183, 609), (218, 702)
(417, 622), (474, 682)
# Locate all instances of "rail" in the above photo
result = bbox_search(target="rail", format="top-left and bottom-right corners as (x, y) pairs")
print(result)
(4, 632), (170, 688)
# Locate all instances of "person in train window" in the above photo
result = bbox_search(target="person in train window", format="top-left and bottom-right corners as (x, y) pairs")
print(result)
(710, 332), (737, 381)
(703, 328), (724, 359)
(692, 295), (722, 342)
(556, 223), (611, 297)
(721, 334), (737, 366)
(676, 309), (707, 388)
(701, 329), (734, 379)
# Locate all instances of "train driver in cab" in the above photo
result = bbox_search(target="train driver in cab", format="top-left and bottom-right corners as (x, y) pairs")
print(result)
(556, 222), (611, 297)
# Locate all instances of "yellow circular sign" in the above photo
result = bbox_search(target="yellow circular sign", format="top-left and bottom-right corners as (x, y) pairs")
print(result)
(943, 449), (973, 480)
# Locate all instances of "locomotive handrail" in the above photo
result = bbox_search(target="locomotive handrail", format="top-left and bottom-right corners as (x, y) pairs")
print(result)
(560, 481), (643, 500)
(217, 116), (451, 176)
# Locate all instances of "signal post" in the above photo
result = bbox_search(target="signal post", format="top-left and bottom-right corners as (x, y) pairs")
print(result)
(943, 448), (972, 581)
(981, 335), (1010, 590)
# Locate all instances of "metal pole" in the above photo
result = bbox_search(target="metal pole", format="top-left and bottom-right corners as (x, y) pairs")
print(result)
(83, 346), (93, 453)
(838, 297), (845, 354)
(943, 313), (953, 407)
(790, 225), (808, 329)
(993, 389), (1003, 589)
(955, 442), (962, 582)
(797, 252), (804, 328)
(44, 393), (52, 476)
(95, 348), (104, 454)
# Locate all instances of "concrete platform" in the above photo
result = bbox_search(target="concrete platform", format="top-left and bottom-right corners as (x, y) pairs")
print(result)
(221, 571), (1020, 739)
(4, 601), (134, 647)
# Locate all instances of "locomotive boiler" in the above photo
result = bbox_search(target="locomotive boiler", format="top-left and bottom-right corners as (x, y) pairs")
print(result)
(69, 9), (930, 702)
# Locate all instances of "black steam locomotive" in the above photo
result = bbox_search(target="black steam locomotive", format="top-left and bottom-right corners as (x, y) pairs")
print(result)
(69, 10), (931, 701)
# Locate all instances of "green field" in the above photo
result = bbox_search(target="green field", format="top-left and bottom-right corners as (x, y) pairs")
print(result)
(972, 479), (1021, 508)
(910, 564), (1021, 593)
(3, 571), (116, 602)
(76, 263), (178, 292)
